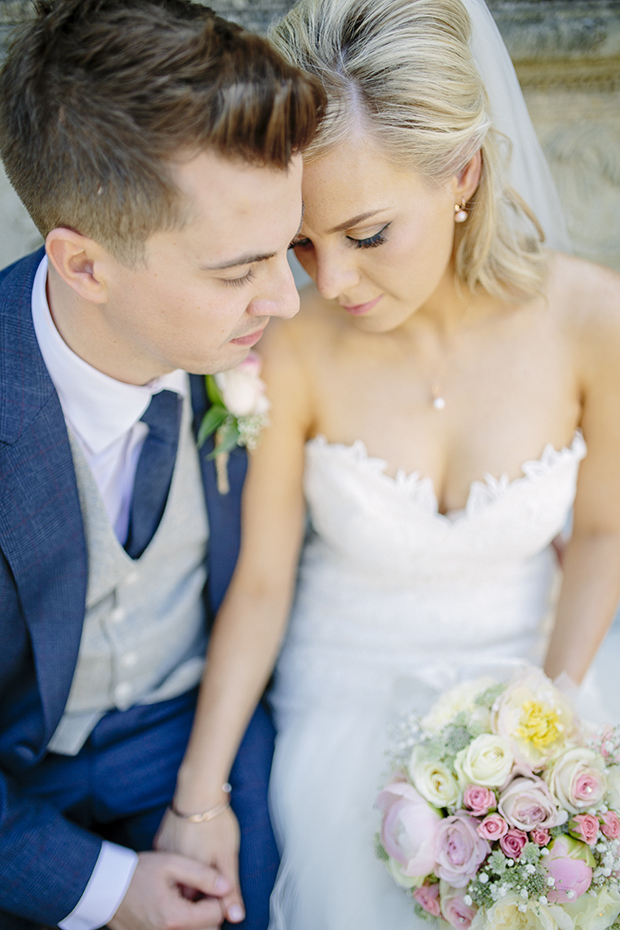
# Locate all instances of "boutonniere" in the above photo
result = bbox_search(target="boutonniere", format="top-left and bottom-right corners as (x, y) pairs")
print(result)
(198, 351), (271, 494)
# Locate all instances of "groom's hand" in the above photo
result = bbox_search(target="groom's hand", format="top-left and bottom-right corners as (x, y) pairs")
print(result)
(108, 850), (228, 930)
(155, 807), (245, 924)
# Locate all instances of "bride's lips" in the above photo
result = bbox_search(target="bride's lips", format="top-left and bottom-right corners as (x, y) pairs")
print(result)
(340, 295), (383, 316)
(229, 326), (267, 347)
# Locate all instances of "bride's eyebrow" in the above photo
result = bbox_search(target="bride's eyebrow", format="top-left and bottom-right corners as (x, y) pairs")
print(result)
(327, 209), (387, 234)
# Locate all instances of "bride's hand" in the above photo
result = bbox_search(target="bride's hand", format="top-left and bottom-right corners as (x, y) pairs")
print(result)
(154, 806), (245, 924)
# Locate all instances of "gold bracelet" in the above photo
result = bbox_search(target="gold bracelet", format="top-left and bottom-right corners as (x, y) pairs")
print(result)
(170, 782), (232, 823)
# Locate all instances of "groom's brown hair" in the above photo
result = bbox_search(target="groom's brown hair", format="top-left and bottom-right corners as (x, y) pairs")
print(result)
(0, 0), (324, 262)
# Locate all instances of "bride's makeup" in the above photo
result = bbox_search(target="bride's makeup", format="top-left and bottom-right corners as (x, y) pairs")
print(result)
(346, 222), (391, 250)
(340, 294), (384, 316)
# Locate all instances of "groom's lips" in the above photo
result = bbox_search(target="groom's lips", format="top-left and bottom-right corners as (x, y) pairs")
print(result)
(341, 295), (383, 316)
(230, 326), (267, 347)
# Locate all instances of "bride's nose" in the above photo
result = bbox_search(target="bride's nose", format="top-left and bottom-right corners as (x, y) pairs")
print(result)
(314, 250), (360, 301)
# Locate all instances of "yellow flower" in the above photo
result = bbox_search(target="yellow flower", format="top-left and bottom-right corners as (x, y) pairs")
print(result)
(516, 701), (565, 751)
(492, 668), (575, 770)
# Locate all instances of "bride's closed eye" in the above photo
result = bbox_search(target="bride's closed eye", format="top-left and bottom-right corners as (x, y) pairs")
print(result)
(347, 223), (391, 249)
(289, 222), (391, 252)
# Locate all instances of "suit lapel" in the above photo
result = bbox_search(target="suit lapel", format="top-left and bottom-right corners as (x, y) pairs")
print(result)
(190, 375), (247, 617)
(0, 250), (87, 748)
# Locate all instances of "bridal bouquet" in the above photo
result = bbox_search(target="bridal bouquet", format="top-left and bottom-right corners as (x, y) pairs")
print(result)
(376, 666), (620, 930)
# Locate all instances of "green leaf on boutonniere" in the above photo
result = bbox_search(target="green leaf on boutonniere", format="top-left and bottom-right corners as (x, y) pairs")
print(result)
(197, 403), (228, 448)
(205, 374), (225, 407)
(207, 421), (240, 459)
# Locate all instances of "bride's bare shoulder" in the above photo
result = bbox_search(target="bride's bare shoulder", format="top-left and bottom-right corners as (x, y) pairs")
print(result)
(547, 251), (620, 339)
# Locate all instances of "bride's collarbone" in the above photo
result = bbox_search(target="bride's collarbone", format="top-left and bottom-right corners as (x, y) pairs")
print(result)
(309, 366), (580, 513)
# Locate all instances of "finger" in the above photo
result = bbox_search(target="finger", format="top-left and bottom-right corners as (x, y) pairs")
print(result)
(168, 854), (231, 898)
(176, 895), (225, 930)
(219, 855), (245, 924)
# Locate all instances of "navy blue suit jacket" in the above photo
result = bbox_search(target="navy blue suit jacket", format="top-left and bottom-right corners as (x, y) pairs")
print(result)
(0, 249), (248, 924)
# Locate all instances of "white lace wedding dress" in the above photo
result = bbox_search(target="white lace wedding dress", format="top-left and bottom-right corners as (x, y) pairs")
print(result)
(268, 431), (587, 930)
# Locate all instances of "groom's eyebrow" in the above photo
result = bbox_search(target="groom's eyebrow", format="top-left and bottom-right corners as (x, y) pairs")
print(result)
(202, 251), (275, 271)
(203, 206), (305, 270)
(327, 209), (384, 234)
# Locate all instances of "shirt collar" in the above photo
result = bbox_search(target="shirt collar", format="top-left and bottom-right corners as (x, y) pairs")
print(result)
(31, 255), (188, 456)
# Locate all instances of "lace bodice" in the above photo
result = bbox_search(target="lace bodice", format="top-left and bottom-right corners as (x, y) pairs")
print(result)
(303, 431), (586, 575)
(272, 432), (586, 714)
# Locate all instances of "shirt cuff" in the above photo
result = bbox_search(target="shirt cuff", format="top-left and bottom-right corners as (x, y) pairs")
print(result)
(58, 841), (139, 930)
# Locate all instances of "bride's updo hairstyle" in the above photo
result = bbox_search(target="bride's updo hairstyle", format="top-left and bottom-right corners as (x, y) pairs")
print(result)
(271, 0), (546, 301)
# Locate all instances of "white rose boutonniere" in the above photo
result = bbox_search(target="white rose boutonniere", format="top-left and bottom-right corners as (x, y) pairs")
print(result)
(198, 351), (270, 494)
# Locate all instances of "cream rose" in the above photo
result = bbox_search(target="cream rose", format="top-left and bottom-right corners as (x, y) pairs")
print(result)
(454, 734), (514, 788)
(605, 764), (620, 809)
(544, 747), (607, 814)
(409, 746), (459, 807)
(563, 885), (620, 930)
(472, 894), (573, 930)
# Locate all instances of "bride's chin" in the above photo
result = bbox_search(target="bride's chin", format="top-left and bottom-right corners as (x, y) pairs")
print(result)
(349, 307), (414, 335)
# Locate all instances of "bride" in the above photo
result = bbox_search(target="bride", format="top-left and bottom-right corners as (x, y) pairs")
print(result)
(156, 0), (620, 927)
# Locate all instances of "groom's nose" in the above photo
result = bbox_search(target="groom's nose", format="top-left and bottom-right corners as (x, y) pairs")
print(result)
(247, 251), (301, 321)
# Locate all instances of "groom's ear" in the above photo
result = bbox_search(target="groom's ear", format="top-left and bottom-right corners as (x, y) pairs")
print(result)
(455, 150), (482, 204)
(45, 228), (110, 304)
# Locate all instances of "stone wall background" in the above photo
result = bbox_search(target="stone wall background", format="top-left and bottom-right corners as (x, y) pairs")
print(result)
(0, 0), (619, 271)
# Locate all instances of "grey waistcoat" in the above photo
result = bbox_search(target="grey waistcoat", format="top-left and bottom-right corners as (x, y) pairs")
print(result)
(48, 391), (209, 756)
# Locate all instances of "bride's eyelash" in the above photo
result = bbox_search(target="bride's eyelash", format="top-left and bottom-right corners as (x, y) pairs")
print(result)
(222, 268), (255, 287)
(289, 224), (391, 252)
(347, 223), (391, 249)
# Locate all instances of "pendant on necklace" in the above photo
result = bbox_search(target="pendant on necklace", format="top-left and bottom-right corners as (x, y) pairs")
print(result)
(430, 385), (446, 410)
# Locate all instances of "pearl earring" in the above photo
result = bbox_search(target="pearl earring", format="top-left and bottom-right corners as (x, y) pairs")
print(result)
(454, 201), (469, 223)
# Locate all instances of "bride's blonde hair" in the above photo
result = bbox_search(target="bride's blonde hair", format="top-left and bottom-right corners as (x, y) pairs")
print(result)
(271, 0), (546, 301)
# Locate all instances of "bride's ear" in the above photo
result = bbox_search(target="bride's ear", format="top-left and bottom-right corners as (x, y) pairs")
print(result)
(455, 150), (482, 204)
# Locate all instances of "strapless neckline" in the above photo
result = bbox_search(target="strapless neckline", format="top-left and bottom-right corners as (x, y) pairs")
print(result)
(306, 430), (586, 522)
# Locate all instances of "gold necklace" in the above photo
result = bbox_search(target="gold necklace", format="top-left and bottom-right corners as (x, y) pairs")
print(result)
(427, 298), (475, 411)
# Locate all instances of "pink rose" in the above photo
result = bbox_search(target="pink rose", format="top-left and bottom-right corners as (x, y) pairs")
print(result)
(499, 773), (563, 831)
(477, 814), (508, 841)
(544, 748), (607, 814)
(434, 812), (490, 887)
(463, 785), (496, 816)
(543, 835), (593, 904)
(601, 810), (620, 840)
(530, 827), (551, 846)
(376, 781), (442, 877)
(499, 827), (528, 859)
(413, 882), (441, 917)
(441, 885), (478, 929)
(570, 813), (600, 846)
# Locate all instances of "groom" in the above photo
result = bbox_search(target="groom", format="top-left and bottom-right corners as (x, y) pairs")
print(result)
(0, 1), (322, 929)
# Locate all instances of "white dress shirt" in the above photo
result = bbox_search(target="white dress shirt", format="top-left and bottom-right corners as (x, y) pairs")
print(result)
(31, 255), (187, 544)
(32, 255), (188, 930)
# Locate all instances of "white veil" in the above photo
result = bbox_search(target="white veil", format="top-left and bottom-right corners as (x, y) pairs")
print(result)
(463, 0), (571, 252)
